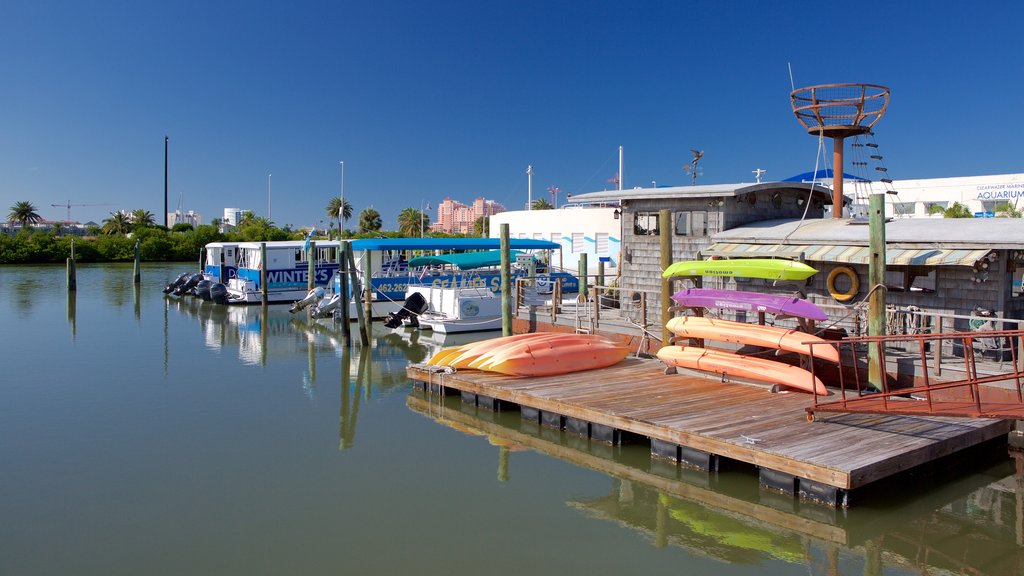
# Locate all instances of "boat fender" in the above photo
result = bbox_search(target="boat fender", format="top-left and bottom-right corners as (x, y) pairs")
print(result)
(827, 266), (859, 302)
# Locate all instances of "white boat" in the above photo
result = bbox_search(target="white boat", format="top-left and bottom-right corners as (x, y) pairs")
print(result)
(406, 284), (503, 333)
(224, 240), (342, 304)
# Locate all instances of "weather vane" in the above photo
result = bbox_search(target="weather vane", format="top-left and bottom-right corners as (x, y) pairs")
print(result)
(682, 149), (704, 185)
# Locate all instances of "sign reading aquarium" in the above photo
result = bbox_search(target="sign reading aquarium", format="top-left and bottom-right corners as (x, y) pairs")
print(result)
(976, 182), (1024, 200)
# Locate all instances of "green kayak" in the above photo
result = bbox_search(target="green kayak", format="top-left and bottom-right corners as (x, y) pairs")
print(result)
(662, 258), (817, 281)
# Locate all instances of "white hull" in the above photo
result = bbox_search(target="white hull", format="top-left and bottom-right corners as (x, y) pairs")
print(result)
(405, 285), (502, 334)
(419, 315), (503, 333)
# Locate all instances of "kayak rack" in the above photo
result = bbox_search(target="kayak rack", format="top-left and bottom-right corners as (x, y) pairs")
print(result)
(806, 329), (1024, 421)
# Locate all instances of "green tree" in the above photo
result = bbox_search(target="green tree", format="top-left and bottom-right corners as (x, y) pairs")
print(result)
(929, 202), (973, 218)
(102, 211), (133, 235)
(358, 207), (382, 234)
(531, 198), (553, 210)
(7, 201), (42, 229)
(995, 202), (1022, 218)
(130, 209), (156, 227)
(326, 197), (353, 237)
(472, 215), (489, 237)
(397, 207), (428, 237)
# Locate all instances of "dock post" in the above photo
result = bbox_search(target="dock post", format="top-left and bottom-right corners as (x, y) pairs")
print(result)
(307, 240), (316, 291)
(660, 209), (672, 348)
(345, 243), (369, 345)
(67, 237), (77, 292)
(868, 193), (887, 390)
(362, 246), (373, 326)
(133, 239), (141, 285)
(339, 244), (351, 342)
(500, 223), (512, 336)
(260, 242), (268, 306)
(578, 253), (588, 298)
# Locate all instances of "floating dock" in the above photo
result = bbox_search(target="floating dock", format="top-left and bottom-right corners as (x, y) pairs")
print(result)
(406, 358), (1012, 507)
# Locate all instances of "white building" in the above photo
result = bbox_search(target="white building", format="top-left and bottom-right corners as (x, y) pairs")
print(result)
(489, 206), (621, 277)
(223, 208), (244, 228)
(167, 210), (202, 227)
(826, 173), (1024, 218)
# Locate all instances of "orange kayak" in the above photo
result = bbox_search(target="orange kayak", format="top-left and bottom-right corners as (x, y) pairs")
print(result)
(454, 333), (570, 369)
(485, 339), (631, 377)
(657, 345), (828, 395)
(470, 334), (615, 371)
(665, 316), (839, 363)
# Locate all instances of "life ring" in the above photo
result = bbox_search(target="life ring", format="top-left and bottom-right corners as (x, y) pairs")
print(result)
(827, 266), (859, 302)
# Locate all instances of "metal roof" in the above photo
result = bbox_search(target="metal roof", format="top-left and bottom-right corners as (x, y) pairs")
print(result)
(704, 242), (992, 267)
(566, 182), (836, 204)
(711, 217), (1024, 249)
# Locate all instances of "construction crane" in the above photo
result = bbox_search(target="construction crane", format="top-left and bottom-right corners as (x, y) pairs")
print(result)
(51, 201), (115, 223)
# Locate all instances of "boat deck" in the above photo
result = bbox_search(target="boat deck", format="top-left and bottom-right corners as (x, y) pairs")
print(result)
(406, 357), (1011, 506)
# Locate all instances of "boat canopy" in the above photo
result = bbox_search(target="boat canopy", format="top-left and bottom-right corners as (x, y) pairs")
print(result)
(349, 238), (559, 251)
(407, 250), (528, 270)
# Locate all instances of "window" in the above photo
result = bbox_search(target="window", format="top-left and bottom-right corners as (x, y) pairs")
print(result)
(633, 212), (659, 236)
(885, 267), (936, 293)
(595, 232), (609, 255)
(674, 211), (707, 236)
(571, 232), (585, 253)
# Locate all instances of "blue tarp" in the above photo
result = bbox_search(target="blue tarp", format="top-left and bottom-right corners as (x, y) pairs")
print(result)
(350, 237), (559, 251)
(783, 170), (870, 183)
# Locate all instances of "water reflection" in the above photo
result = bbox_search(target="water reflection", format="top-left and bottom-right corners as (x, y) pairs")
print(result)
(407, 393), (1024, 575)
(67, 289), (76, 338)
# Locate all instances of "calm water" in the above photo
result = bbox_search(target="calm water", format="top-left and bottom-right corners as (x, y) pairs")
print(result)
(2, 263), (1022, 576)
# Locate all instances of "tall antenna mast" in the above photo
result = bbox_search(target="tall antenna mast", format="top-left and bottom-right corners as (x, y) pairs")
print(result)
(618, 146), (624, 191)
(527, 165), (533, 210)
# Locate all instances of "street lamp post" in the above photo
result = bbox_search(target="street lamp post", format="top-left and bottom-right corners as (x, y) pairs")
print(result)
(420, 201), (430, 238)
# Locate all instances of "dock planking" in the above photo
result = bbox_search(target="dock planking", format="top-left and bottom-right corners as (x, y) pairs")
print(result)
(406, 357), (1012, 501)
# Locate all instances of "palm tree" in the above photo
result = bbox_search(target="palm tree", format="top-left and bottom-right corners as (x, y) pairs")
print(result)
(531, 198), (553, 210)
(102, 211), (133, 235)
(995, 201), (1022, 218)
(237, 210), (257, 227)
(358, 207), (382, 233)
(7, 201), (42, 229)
(929, 202), (974, 218)
(397, 207), (428, 237)
(325, 197), (352, 237)
(130, 209), (156, 227)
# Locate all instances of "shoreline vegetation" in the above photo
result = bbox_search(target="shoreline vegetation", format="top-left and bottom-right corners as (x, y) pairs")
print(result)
(3, 201), (493, 265)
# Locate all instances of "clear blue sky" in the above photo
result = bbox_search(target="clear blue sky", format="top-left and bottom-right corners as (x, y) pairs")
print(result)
(2, 1), (1021, 229)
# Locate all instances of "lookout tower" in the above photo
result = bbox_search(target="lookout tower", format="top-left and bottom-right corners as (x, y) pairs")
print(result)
(790, 83), (889, 218)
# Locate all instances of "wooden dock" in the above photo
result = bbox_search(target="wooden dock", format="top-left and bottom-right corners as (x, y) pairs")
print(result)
(406, 358), (1012, 507)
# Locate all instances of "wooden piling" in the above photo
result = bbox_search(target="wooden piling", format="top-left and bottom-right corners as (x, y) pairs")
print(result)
(260, 242), (268, 306)
(307, 240), (316, 290)
(868, 193), (887, 389)
(660, 209), (672, 348)
(344, 242), (369, 345)
(133, 240), (141, 285)
(67, 238), (77, 292)
(500, 223), (512, 336)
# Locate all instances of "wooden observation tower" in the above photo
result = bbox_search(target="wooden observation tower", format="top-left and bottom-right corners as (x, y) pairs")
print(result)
(790, 83), (890, 218)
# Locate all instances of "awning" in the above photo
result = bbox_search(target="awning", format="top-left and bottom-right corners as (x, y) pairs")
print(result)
(407, 250), (527, 270)
(703, 243), (992, 267)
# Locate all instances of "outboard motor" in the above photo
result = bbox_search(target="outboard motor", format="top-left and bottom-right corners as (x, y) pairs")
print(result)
(164, 272), (190, 294)
(310, 293), (342, 319)
(289, 286), (326, 314)
(209, 283), (229, 305)
(194, 279), (214, 301)
(174, 272), (204, 296)
(383, 292), (429, 328)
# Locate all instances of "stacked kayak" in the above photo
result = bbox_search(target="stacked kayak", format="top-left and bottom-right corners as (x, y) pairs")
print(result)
(671, 288), (828, 322)
(665, 316), (839, 362)
(426, 332), (630, 377)
(659, 315), (838, 395)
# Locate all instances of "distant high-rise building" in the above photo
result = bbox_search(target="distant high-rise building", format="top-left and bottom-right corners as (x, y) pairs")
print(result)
(223, 208), (243, 229)
(168, 210), (202, 227)
(433, 197), (505, 234)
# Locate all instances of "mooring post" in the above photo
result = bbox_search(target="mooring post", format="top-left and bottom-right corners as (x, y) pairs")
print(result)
(597, 260), (605, 296)
(868, 193), (887, 390)
(578, 253), (588, 300)
(339, 244), (351, 343)
(660, 209), (672, 348)
(67, 237), (77, 292)
(133, 239), (141, 285)
(345, 243), (369, 345)
(361, 246), (373, 327)
(260, 242), (268, 306)
(307, 240), (316, 291)
(500, 223), (512, 336)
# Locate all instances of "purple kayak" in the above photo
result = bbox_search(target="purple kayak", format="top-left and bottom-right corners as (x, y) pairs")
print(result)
(671, 288), (828, 322)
